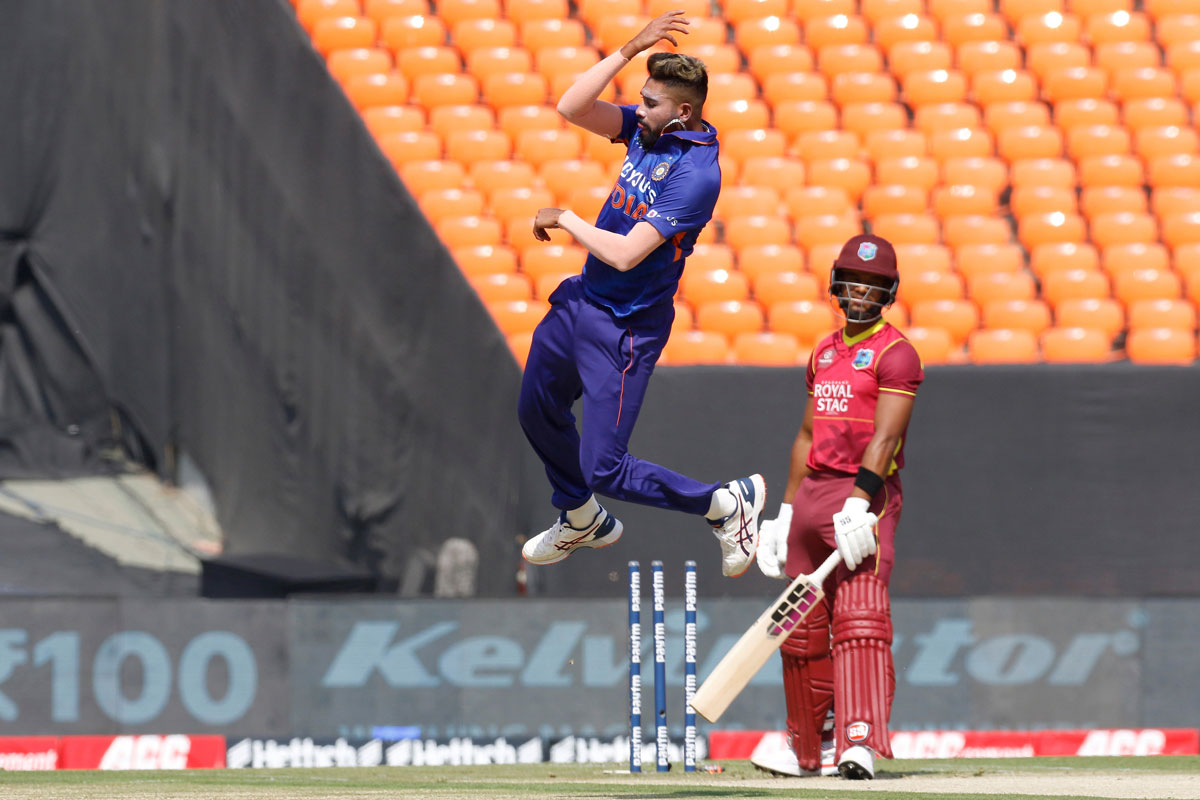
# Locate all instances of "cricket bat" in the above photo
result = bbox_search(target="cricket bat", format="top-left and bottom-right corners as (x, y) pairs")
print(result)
(690, 550), (842, 723)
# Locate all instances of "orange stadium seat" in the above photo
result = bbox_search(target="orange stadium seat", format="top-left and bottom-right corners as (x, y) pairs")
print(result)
(722, 129), (789, 168)
(909, 298), (980, 345)
(1152, 188), (1200, 218)
(785, 185), (854, 219)
(1011, 185), (1077, 217)
(680, 268), (752, 304)
(364, 0), (434, 25)
(534, 47), (601, 85)
(646, 0), (708, 16)
(732, 332), (804, 366)
(715, 186), (783, 221)
(1149, 154), (1200, 189)
(412, 73), (479, 109)
(997, 125), (1064, 162)
(1042, 268), (1112, 305)
(805, 159), (871, 202)
(831, 72), (898, 106)
(690, 244), (736, 272)
(1010, 157), (1077, 188)
(932, 184), (998, 217)
(1089, 211), (1158, 250)
(576, 0), (641, 26)
(496, 105), (561, 140)
(767, 300), (839, 345)
(1136, 126), (1200, 161)
(381, 15), (447, 50)
(901, 270), (967, 305)
(1078, 154), (1145, 187)
(862, 184), (929, 218)
(747, 44), (816, 82)
(929, 126), (994, 161)
(1125, 99), (1190, 133)
(451, 19), (518, 54)
(875, 156), (941, 191)
(864, 129), (929, 162)
(327, 48), (394, 84)
(942, 13), (1009, 47)
(453, 244), (519, 275)
(489, 186), (556, 226)
(733, 17), (803, 52)
(1070, 0), (1133, 14)
(429, 104), (495, 139)
(883, 302), (910, 328)
(931, 0), (992, 20)
(1017, 12), (1084, 47)
(522, 243), (586, 278)
(1054, 98), (1120, 131)
(470, 272), (533, 302)
(984, 101), (1052, 135)
(1093, 40), (1161, 72)
(1156, 13), (1200, 45)
(982, 297), (1053, 333)
(1110, 67), (1178, 102)
(397, 46), (462, 81)
(794, 213), (862, 251)
(399, 159), (466, 193)
(773, 101), (840, 139)
(742, 156), (808, 194)
(969, 270), (1038, 304)
(1055, 297), (1125, 338)
(1018, 212), (1087, 248)
(793, 130), (861, 162)
(871, 213), (939, 245)
(862, 0), (924, 24)
(896, 243), (954, 272)
(1067, 124), (1132, 160)
(1128, 297), (1197, 331)
(841, 103), (908, 140)
(488, 299), (550, 335)
(1041, 66), (1108, 104)
(508, 331), (534, 367)
(753, 270), (822, 304)
(1104, 242), (1171, 275)
(818, 44), (885, 78)
(689, 43), (742, 74)
(740, 244), (808, 278)
(889, 41), (954, 81)
(299, 0), (365, 32)
(1026, 42), (1090, 81)
(904, 325), (957, 364)
(792, 0), (857, 20)
(968, 328), (1040, 362)
(705, 100), (772, 132)
(540, 159), (608, 203)
(941, 156), (1009, 193)
(420, 187), (487, 222)
(436, 214), (504, 247)
(363, 104), (427, 136)
(1030, 241), (1100, 276)
(805, 14), (872, 49)
(1166, 39), (1200, 72)
(515, 129), (583, 167)
(469, 159), (538, 195)
(914, 102), (982, 133)
(344, 72), (410, 110)
(670, 300), (695, 339)
(660, 331), (731, 365)
(377, 130), (441, 166)
(312, 17), (379, 55)
(696, 300), (766, 337)
(724, 215), (793, 251)
(1081, 186), (1148, 218)
(1114, 268), (1183, 304)
(1040, 326), (1113, 361)
(483, 73), (548, 109)
(943, 215), (1011, 248)
(957, 41), (1023, 77)
(522, 19), (587, 51)
(903, 70), (970, 107)
(1085, 11), (1153, 45)
(1126, 327), (1197, 363)
(505, 0), (569, 24)
(445, 129), (512, 165)
(973, 69), (1039, 105)
(807, 242), (846, 286)
(873, 14), (939, 50)
(438, 0), (502, 27)
(955, 242), (1024, 276)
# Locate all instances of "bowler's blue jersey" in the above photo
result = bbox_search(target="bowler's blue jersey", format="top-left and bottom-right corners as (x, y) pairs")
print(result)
(582, 105), (721, 318)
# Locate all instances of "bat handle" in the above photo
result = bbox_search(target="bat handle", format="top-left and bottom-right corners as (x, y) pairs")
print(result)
(809, 550), (842, 586)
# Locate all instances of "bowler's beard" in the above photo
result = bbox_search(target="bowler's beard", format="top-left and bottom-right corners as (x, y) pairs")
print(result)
(637, 124), (661, 149)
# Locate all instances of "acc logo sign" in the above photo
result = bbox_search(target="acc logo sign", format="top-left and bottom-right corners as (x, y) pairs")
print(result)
(858, 241), (877, 260)
(846, 722), (871, 743)
(651, 162), (671, 180)
(852, 348), (874, 369)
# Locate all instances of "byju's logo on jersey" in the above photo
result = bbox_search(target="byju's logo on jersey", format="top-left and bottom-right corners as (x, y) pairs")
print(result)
(852, 348), (875, 370)
(651, 162), (671, 181)
(857, 241), (878, 261)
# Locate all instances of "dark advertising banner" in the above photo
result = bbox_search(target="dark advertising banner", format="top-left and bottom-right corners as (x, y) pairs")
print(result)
(0, 596), (1195, 737)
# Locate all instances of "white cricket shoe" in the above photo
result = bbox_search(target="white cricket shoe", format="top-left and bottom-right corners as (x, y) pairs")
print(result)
(837, 745), (875, 780)
(521, 507), (623, 565)
(710, 474), (766, 577)
(750, 735), (837, 777)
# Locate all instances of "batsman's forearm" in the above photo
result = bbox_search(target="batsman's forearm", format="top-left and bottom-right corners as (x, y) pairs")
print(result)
(853, 435), (900, 500)
(783, 430), (812, 506)
(557, 210), (640, 271)
(557, 52), (629, 120)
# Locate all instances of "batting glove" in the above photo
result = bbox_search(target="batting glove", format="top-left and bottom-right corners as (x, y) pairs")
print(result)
(756, 503), (792, 580)
(832, 496), (877, 571)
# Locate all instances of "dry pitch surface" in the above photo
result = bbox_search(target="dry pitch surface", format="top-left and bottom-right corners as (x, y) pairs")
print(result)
(2, 757), (1198, 799)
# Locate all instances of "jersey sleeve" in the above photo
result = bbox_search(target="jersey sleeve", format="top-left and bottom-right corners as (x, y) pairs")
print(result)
(875, 338), (923, 396)
(642, 155), (721, 239)
(805, 348), (817, 394)
(614, 104), (640, 145)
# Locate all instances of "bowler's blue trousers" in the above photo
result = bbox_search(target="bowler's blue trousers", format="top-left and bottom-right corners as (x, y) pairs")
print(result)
(518, 276), (720, 514)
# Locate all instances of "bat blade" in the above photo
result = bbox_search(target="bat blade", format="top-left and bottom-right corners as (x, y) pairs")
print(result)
(690, 551), (841, 723)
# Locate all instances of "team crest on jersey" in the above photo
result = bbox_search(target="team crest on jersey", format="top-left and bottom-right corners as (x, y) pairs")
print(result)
(858, 241), (878, 261)
(651, 162), (671, 181)
(817, 348), (835, 369)
(847, 721), (871, 742)
(852, 348), (875, 370)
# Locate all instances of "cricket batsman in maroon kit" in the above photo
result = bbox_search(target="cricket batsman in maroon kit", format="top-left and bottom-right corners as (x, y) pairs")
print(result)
(753, 233), (923, 780)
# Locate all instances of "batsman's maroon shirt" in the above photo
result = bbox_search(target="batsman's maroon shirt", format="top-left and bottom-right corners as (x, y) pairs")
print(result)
(804, 319), (923, 477)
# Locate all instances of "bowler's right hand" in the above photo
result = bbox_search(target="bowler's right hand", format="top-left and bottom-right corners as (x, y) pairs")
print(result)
(756, 503), (792, 580)
(620, 11), (691, 59)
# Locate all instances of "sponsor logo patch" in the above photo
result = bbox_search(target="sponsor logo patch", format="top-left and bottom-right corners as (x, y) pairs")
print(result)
(651, 162), (671, 181)
(858, 241), (878, 261)
(847, 722), (871, 743)
(817, 348), (835, 368)
(852, 348), (875, 370)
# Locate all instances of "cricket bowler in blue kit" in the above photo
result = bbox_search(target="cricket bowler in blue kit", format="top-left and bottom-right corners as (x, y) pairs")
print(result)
(518, 12), (766, 578)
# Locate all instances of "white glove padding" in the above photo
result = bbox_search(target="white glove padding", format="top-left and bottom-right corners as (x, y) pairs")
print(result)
(756, 503), (792, 580)
(832, 496), (878, 571)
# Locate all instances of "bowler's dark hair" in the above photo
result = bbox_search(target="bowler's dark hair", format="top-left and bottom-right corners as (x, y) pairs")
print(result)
(646, 52), (707, 110)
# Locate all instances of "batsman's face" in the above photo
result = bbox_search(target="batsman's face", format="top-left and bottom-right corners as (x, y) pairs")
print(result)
(636, 80), (688, 149)
(834, 268), (893, 321)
